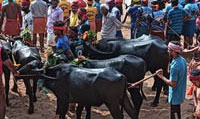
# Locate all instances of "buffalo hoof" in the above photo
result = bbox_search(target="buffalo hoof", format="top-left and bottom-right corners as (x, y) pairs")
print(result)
(151, 102), (158, 107)
(28, 107), (34, 114)
(33, 96), (37, 102)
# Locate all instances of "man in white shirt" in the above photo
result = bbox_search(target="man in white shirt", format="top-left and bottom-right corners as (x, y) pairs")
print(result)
(100, 4), (122, 39)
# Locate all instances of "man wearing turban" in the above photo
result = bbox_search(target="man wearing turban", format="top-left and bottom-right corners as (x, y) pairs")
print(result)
(156, 41), (187, 119)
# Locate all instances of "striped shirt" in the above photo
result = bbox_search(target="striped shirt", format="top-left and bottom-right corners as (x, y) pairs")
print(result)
(167, 7), (185, 34)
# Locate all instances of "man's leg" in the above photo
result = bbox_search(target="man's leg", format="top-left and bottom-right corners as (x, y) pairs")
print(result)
(0, 78), (6, 119)
(39, 33), (44, 53)
(33, 34), (37, 47)
(170, 104), (181, 119)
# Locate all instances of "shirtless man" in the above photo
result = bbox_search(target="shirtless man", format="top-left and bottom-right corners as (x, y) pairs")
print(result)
(0, 0), (22, 36)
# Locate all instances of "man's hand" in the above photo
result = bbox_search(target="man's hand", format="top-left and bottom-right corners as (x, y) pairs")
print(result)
(156, 69), (164, 78)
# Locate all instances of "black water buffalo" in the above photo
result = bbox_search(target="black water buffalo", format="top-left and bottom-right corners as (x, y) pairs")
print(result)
(78, 55), (146, 117)
(3, 38), (41, 114)
(85, 35), (170, 107)
(19, 63), (138, 119)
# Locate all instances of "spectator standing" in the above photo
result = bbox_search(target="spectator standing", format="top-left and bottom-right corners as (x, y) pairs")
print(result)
(133, 0), (152, 38)
(165, 0), (185, 44)
(150, 0), (165, 40)
(58, 0), (71, 20)
(156, 41), (187, 119)
(86, 0), (97, 33)
(122, 0), (140, 39)
(69, 1), (79, 27)
(100, 4), (122, 39)
(77, 8), (90, 35)
(30, 0), (47, 52)
(92, 0), (102, 32)
(182, 0), (199, 48)
(21, 0), (33, 31)
(111, 0), (123, 38)
(0, 0), (22, 36)
(46, 0), (64, 48)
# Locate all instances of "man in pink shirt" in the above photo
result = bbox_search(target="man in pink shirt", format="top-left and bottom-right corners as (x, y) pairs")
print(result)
(46, 0), (64, 48)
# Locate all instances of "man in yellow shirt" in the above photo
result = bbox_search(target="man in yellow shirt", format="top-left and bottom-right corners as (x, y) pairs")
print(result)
(85, 0), (97, 32)
(59, 0), (71, 20)
(69, 1), (78, 27)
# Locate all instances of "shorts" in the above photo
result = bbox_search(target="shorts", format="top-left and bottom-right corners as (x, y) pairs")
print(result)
(182, 20), (196, 38)
(47, 33), (56, 46)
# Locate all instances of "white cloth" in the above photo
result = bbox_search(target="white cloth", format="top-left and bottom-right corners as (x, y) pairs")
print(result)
(22, 12), (33, 31)
(101, 12), (122, 39)
(47, 33), (56, 46)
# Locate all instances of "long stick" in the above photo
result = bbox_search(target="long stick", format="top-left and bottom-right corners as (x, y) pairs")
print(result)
(128, 69), (162, 89)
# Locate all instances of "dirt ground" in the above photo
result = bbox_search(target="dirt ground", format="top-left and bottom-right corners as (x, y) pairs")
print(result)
(3, 5), (196, 119)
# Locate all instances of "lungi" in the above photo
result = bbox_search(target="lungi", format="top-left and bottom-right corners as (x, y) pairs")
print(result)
(33, 17), (46, 34)
(3, 18), (20, 36)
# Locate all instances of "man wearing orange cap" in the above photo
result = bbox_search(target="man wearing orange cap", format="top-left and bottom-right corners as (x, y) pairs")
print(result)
(0, 0), (22, 36)
(58, 0), (71, 20)
(111, 0), (123, 38)
(149, 0), (165, 40)
(85, 0), (97, 32)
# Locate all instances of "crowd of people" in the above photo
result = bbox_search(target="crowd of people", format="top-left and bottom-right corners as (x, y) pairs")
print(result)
(1, 0), (200, 119)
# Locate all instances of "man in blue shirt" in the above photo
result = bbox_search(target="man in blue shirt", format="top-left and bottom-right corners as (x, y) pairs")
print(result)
(53, 21), (74, 60)
(133, 0), (152, 38)
(182, 0), (199, 48)
(122, 0), (140, 39)
(166, 0), (186, 44)
(92, 0), (102, 32)
(156, 41), (187, 119)
(150, 0), (165, 40)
